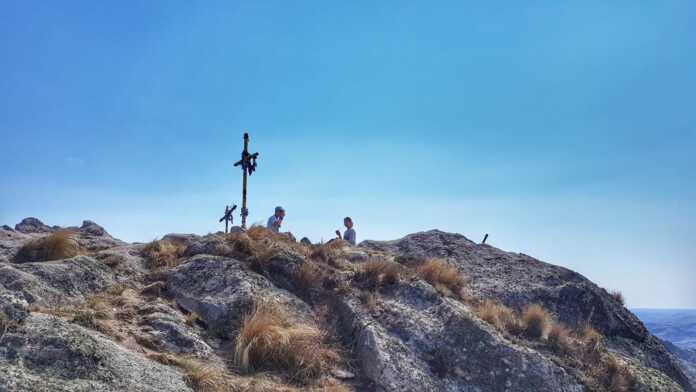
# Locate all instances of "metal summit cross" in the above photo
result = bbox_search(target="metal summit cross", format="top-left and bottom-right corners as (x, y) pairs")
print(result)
(219, 204), (237, 233)
(233, 132), (259, 229)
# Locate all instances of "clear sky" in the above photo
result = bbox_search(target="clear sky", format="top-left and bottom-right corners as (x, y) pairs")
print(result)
(1, 1), (694, 308)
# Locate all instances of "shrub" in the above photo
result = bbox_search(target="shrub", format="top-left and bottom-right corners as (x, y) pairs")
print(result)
(233, 301), (339, 383)
(610, 290), (625, 306)
(142, 239), (185, 269)
(547, 323), (573, 354)
(416, 259), (467, 297)
(521, 304), (551, 339)
(354, 260), (402, 290)
(15, 230), (81, 262)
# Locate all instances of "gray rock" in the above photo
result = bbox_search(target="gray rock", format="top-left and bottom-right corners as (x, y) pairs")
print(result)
(79, 220), (107, 236)
(362, 229), (695, 392)
(335, 280), (584, 392)
(135, 302), (213, 358)
(0, 256), (119, 306)
(300, 237), (312, 246)
(167, 255), (311, 337)
(14, 218), (53, 234)
(0, 313), (192, 392)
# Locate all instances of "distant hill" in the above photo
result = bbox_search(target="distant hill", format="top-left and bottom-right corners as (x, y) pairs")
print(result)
(634, 309), (696, 351)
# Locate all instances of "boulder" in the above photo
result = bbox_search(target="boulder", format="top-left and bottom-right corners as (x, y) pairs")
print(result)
(14, 218), (53, 234)
(361, 230), (695, 392)
(335, 279), (584, 392)
(79, 220), (107, 236)
(0, 313), (192, 392)
(0, 256), (119, 306)
(166, 255), (311, 337)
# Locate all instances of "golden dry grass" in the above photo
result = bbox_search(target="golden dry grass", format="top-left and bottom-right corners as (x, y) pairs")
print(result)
(475, 300), (524, 336)
(521, 304), (551, 339)
(142, 239), (186, 269)
(15, 230), (81, 262)
(0, 313), (17, 343)
(225, 232), (257, 256)
(547, 323), (573, 354)
(355, 260), (402, 290)
(597, 354), (634, 392)
(246, 225), (292, 243)
(293, 261), (322, 294)
(233, 301), (339, 383)
(185, 312), (200, 327)
(416, 259), (467, 297)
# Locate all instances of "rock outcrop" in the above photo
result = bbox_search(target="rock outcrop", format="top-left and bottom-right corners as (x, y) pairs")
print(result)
(0, 219), (693, 392)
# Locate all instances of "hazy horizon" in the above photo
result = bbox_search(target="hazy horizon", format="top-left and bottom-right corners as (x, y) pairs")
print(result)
(2, 2), (695, 309)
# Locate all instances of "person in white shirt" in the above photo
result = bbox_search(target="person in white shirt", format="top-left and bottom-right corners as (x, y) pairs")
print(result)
(266, 206), (285, 233)
(335, 217), (356, 245)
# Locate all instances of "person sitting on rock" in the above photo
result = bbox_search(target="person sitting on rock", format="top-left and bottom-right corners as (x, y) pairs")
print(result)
(266, 206), (285, 233)
(335, 217), (356, 245)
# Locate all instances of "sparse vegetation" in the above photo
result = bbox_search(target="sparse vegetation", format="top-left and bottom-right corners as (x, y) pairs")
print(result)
(354, 260), (402, 290)
(610, 290), (625, 306)
(521, 304), (551, 339)
(475, 300), (523, 336)
(0, 313), (17, 343)
(599, 354), (634, 392)
(142, 239), (186, 269)
(185, 312), (200, 327)
(416, 259), (467, 297)
(233, 301), (339, 383)
(293, 261), (323, 295)
(547, 323), (573, 354)
(15, 230), (81, 262)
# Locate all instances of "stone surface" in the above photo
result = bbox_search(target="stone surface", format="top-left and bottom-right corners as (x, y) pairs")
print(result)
(361, 230), (695, 392)
(14, 218), (53, 234)
(1, 218), (693, 391)
(0, 314), (192, 392)
(166, 254), (312, 336)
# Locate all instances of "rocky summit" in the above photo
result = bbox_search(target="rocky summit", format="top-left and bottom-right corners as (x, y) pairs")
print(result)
(0, 218), (693, 392)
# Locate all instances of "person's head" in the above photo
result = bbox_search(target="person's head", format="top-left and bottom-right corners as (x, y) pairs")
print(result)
(343, 217), (353, 229)
(275, 206), (285, 219)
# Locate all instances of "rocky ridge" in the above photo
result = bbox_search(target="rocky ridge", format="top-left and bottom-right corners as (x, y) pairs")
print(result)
(0, 218), (693, 392)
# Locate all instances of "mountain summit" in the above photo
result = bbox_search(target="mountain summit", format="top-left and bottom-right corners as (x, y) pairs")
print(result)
(0, 219), (693, 391)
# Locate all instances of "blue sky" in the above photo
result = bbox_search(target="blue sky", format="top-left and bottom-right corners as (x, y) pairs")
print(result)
(1, 1), (694, 308)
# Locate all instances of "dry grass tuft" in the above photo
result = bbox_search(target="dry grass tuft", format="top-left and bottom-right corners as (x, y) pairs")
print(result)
(233, 301), (339, 383)
(293, 261), (323, 295)
(246, 226), (292, 243)
(15, 230), (81, 262)
(0, 313), (17, 343)
(610, 290), (625, 306)
(142, 239), (186, 269)
(355, 260), (402, 290)
(359, 291), (379, 312)
(547, 323), (573, 354)
(225, 232), (257, 256)
(578, 324), (603, 361)
(599, 355), (634, 392)
(475, 300), (524, 336)
(416, 259), (467, 297)
(521, 304), (551, 339)
(185, 312), (200, 327)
